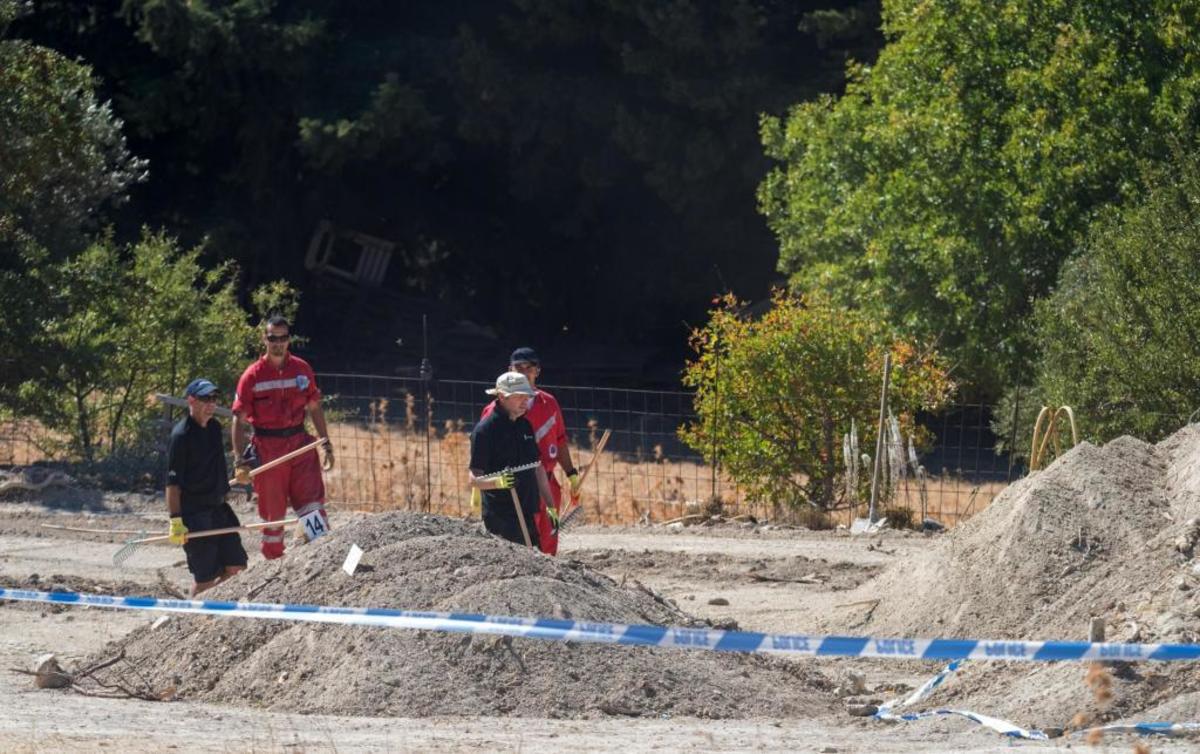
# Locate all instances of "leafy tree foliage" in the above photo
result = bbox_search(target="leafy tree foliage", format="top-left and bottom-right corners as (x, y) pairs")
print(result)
(11, 230), (287, 462)
(1004, 150), (1200, 446)
(760, 0), (1200, 396)
(0, 0), (145, 394)
(680, 291), (952, 509)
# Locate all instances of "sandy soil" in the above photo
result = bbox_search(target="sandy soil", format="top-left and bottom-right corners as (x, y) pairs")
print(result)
(0, 491), (1193, 752)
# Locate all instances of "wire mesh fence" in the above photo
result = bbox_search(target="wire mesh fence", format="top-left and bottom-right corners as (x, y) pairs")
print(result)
(312, 373), (1021, 528)
(4, 372), (1127, 528)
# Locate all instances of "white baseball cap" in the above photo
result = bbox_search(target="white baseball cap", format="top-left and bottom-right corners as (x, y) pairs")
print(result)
(486, 371), (536, 397)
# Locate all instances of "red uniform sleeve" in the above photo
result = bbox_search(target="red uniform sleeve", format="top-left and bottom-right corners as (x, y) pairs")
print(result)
(232, 364), (255, 420)
(545, 395), (568, 446)
(301, 362), (321, 405)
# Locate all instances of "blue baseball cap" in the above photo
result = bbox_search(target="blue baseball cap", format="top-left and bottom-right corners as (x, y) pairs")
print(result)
(510, 347), (540, 366)
(184, 378), (220, 398)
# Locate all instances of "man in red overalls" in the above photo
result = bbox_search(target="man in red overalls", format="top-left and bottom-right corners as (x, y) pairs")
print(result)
(480, 347), (581, 555)
(231, 316), (333, 558)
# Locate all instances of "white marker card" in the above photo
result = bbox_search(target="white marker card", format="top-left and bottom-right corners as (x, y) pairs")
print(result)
(342, 544), (364, 576)
(299, 510), (330, 542)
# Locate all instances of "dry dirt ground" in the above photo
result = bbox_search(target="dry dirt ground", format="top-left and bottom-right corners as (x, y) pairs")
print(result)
(0, 486), (1193, 752)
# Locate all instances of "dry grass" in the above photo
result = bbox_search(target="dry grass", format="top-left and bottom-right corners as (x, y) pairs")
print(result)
(0, 414), (1006, 528)
(321, 418), (1005, 528)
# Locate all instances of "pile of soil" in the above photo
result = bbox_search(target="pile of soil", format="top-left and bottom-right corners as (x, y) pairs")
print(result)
(87, 513), (834, 719)
(836, 425), (1200, 728)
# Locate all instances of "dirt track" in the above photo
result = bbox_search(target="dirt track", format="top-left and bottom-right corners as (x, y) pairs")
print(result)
(0, 493), (1194, 752)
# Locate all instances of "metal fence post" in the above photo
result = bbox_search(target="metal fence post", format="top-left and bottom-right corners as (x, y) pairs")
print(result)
(868, 353), (893, 523)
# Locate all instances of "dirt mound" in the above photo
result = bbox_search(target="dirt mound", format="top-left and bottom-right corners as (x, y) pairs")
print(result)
(850, 434), (1177, 639)
(86, 512), (834, 719)
(841, 424), (1200, 728)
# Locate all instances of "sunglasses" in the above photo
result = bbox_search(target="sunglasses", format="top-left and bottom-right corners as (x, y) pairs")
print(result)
(194, 395), (218, 403)
(265, 334), (290, 343)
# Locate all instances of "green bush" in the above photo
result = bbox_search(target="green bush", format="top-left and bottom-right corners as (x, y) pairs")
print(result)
(10, 229), (294, 462)
(680, 291), (954, 510)
(1010, 149), (1200, 444)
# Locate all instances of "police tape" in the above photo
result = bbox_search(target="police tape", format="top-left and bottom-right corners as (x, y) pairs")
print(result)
(5, 588), (1200, 664)
(874, 659), (1051, 739)
(875, 658), (1200, 740)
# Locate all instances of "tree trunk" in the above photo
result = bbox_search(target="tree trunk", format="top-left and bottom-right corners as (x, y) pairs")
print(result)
(820, 411), (835, 509)
(75, 388), (93, 463)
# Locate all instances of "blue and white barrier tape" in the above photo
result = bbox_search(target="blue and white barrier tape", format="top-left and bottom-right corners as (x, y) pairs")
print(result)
(876, 659), (1200, 740)
(874, 660), (1050, 739)
(5, 588), (1200, 664)
(1083, 722), (1200, 737)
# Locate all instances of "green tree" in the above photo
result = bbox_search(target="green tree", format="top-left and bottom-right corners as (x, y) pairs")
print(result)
(760, 0), (1200, 396)
(12, 229), (288, 463)
(1007, 149), (1200, 445)
(0, 0), (145, 395)
(0, 0), (144, 260)
(680, 291), (953, 509)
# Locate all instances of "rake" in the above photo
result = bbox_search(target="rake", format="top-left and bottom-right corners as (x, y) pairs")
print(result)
(476, 461), (541, 548)
(557, 428), (611, 535)
(228, 437), (327, 487)
(113, 518), (298, 566)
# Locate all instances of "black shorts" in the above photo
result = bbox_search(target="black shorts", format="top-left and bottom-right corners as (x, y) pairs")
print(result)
(482, 509), (540, 549)
(181, 503), (249, 583)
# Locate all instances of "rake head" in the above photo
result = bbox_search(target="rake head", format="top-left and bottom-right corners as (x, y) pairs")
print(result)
(556, 504), (584, 533)
(112, 530), (148, 567)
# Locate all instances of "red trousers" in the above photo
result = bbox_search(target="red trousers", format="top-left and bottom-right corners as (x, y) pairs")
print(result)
(535, 474), (563, 556)
(251, 433), (327, 559)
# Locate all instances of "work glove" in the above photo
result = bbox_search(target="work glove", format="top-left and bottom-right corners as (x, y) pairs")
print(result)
(168, 517), (188, 545)
(545, 504), (561, 533)
(321, 442), (335, 472)
(470, 486), (482, 515)
(494, 471), (515, 489)
(567, 470), (583, 498)
(234, 463), (252, 486)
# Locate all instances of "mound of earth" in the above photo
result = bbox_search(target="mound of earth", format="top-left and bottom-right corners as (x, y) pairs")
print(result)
(86, 513), (834, 719)
(835, 424), (1200, 729)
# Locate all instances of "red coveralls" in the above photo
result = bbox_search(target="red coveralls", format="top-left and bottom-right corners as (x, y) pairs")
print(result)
(481, 389), (568, 555)
(232, 354), (328, 559)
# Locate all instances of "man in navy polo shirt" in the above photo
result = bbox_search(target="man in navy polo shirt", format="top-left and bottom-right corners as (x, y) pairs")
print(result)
(469, 372), (555, 548)
(166, 378), (248, 596)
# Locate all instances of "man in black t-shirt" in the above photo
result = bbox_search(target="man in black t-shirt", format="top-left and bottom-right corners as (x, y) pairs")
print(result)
(166, 378), (248, 596)
(469, 372), (556, 548)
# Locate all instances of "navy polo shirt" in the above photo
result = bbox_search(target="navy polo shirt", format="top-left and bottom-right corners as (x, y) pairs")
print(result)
(166, 415), (230, 512)
(469, 403), (541, 522)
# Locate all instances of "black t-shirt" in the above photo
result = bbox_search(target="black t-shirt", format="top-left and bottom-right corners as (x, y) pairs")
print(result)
(166, 415), (230, 512)
(469, 404), (541, 521)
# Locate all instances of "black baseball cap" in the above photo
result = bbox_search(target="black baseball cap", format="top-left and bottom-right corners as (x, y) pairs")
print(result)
(510, 347), (540, 366)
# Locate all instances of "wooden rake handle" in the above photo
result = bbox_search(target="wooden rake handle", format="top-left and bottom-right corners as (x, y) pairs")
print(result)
(132, 518), (298, 546)
(229, 437), (327, 486)
(564, 428), (610, 513)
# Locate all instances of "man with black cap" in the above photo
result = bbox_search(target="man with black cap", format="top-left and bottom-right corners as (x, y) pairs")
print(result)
(479, 347), (580, 555)
(166, 378), (248, 596)
(469, 371), (556, 548)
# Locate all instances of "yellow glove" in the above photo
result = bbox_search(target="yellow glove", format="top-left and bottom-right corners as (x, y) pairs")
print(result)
(321, 443), (335, 472)
(234, 463), (252, 486)
(470, 486), (482, 515)
(168, 517), (188, 545)
(494, 471), (515, 489)
(567, 471), (583, 498)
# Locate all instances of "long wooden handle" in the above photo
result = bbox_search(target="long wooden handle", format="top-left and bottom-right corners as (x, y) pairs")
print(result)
(229, 437), (327, 485)
(508, 488), (534, 548)
(564, 429), (610, 512)
(574, 429), (611, 489)
(135, 518), (298, 545)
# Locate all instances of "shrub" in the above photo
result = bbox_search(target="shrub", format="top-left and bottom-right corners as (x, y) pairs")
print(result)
(680, 291), (953, 510)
